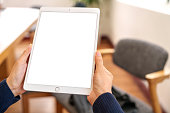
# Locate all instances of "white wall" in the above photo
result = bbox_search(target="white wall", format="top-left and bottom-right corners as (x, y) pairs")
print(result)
(111, 1), (170, 112)
(98, 0), (112, 40)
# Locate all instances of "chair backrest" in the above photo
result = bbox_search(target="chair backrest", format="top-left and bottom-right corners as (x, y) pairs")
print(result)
(113, 39), (168, 79)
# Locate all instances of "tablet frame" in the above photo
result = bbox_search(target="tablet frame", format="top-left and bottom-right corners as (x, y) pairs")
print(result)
(24, 7), (100, 95)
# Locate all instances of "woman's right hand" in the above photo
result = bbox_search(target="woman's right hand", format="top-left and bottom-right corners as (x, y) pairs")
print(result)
(87, 51), (113, 105)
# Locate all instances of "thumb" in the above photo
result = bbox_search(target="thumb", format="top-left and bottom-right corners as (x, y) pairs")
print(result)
(19, 44), (32, 63)
(95, 51), (103, 71)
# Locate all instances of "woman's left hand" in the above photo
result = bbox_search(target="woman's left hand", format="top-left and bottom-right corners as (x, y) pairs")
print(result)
(6, 45), (32, 97)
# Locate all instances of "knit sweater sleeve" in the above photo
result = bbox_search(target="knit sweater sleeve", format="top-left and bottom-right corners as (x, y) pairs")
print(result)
(93, 92), (124, 113)
(0, 79), (20, 113)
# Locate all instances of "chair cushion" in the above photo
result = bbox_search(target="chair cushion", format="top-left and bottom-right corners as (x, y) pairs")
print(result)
(113, 39), (168, 79)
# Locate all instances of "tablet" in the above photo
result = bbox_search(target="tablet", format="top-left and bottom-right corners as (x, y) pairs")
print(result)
(24, 7), (100, 95)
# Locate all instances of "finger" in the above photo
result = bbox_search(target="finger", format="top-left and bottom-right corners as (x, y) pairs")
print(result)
(95, 51), (103, 71)
(19, 44), (32, 63)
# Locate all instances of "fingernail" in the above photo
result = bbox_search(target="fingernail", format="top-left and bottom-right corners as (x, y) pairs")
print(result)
(29, 44), (32, 48)
(97, 51), (101, 56)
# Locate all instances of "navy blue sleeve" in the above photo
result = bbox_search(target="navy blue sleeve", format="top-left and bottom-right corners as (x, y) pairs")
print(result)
(93, 92), (124, 113)
(0, 79), (20, 113)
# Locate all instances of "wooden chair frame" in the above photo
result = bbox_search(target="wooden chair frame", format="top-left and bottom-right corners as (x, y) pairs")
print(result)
(98, 48), (170, 113)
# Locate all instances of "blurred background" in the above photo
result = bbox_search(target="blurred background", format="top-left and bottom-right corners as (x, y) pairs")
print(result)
(0, 0), (170, 113)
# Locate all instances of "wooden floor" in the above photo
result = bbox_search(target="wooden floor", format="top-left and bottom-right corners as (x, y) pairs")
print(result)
(5, 37), (151, 113)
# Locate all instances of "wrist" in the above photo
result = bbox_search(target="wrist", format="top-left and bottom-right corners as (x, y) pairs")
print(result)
(92, 91), (112, 105)
(6, 78), (18, 97)
(96, 89), (112, 98)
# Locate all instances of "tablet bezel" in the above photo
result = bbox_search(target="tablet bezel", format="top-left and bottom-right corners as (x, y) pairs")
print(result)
(24, 7), (100, 95)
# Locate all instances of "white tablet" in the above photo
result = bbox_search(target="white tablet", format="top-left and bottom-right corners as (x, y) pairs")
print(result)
(24, 7), (100, 95)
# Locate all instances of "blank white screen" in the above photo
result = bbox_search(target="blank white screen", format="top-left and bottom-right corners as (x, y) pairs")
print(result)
(27, 12), (98, 88)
